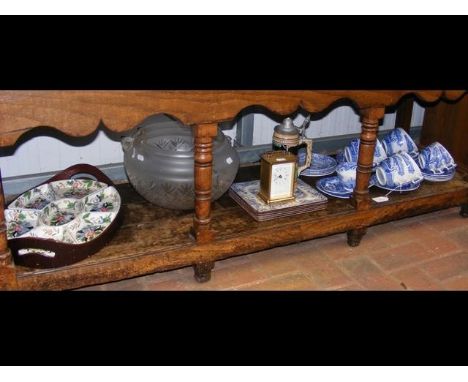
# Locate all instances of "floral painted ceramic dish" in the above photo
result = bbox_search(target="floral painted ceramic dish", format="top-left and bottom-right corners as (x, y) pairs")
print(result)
(39, 199), (84, 227)
(83, 186), (121, 213)
(4, 164), (122, 268)
(6, 186), (119, 257)
(68, 212), (117, 244)
(5, 209), (39, 239)
(8, 183), (56, 210)
(50, 179), (108, 199)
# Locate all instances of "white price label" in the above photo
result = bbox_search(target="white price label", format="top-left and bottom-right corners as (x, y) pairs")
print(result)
(372, 196), (389, 203)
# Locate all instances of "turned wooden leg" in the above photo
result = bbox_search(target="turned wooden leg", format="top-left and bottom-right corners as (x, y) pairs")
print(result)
(461, 204), (468, 218)
(190, 123), (218, 244)
(193, 261), (215, 283)
(347, 228), (367, 247)
(352, 107), (386, 210)
(0, 169), (17, 290)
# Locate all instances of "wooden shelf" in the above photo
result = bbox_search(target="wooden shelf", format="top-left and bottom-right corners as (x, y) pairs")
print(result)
(13, 167), (468, 290)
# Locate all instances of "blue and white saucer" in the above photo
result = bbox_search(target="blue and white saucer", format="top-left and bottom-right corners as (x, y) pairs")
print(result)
(371, 174), (423, 192)
(301, 153), (337, 177)
(421, 167), (456, 182)
(316, 176), (376, 199)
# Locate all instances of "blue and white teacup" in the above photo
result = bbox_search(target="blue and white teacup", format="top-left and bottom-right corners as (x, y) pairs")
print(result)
(375, 152), (423, 189)
(418, 142), (456, 174)
(344, 138), (387, 167)
(381, 127), (419, 159)
(336, 162), (358, 190)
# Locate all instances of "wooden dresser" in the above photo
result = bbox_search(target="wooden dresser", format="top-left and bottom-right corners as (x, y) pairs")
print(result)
(0, 90), (467, 290)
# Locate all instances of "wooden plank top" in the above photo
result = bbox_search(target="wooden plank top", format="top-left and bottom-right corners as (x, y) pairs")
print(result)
(0, 90), (465, 147)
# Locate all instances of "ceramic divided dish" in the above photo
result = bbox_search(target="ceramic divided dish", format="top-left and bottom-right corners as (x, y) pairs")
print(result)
(6, 181), (120, 250)
(4, 164), (123, 268)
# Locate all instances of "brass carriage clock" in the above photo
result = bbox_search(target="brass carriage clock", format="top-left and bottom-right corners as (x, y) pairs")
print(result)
(258, 151), (297, 204)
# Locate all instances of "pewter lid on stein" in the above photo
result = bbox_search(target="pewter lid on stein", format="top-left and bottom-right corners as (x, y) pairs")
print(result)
(274, 117), (300, 136)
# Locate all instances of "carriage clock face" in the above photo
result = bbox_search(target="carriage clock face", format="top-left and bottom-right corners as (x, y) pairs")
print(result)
(259, 151), (297, 203)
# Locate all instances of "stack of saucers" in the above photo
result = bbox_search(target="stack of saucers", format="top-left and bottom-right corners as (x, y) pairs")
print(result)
(300, 152), (338, 177)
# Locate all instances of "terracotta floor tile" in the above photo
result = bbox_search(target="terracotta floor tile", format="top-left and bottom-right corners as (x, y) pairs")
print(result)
(236, 272), (318, 291)
(144, 279), (188, 291)
(446, 229), (468, 248)
(369, 242), (440, 271)
(339, 256), (403, 290)
(295, 251), (353, 289)
(356, 231), (392, 252)
(372, 222), (437, 248)
(248, 247), (302, 277)
(442, 274), (468, 290)
(422, 212), (468, 232)
(331, 283), (366, 291)
(391, 267), (444, 291)
(421, 252), (468, 281)
(178, 262), (267, 291)
(419, 235), (461, 257)
(318, 231), (389, 262)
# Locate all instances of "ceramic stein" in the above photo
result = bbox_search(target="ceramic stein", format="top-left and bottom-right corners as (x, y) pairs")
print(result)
(375, 152), (423, 188)
(418, 142), (456, 174)
(336, 162), (357, 190)
(272, 117), (313, 174)
(381, 127), (419, 159)
(344, 138), (387, 166)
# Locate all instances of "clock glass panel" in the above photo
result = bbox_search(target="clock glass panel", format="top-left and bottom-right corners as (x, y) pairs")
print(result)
(270, 162), (294, 199)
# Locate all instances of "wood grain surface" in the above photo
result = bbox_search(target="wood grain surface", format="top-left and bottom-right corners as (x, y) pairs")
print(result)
(0, 90), (465, 147)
